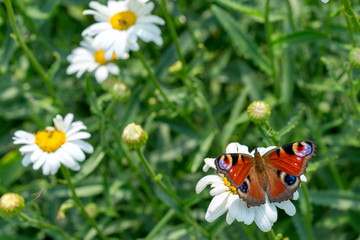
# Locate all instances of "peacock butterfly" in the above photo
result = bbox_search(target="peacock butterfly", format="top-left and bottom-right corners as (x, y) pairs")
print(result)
(215, 141), (316, 207)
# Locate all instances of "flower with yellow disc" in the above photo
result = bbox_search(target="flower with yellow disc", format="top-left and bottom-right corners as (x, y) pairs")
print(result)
(13, 113), (94, 175)
(82, 0), (165, 60)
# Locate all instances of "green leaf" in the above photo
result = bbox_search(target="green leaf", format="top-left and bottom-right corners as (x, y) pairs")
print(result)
(47, 52), (61, 81)
(220, 87), (249, 147)
(0, 150), (24, 187)
(211, 5), (272, 75)
(70, 147), (105, 184)
(215, 0), (264, 18)
(190, 129), (217, 173)
(277, 108), (305, 137)
(272, 30), (329, 46)
(310, 190), (360, 211)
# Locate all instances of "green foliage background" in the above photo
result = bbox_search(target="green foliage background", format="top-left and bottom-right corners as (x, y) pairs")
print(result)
(1, 0), (360, 239)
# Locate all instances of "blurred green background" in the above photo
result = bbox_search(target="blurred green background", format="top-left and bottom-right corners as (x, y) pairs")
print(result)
(1, 0), (360, 239)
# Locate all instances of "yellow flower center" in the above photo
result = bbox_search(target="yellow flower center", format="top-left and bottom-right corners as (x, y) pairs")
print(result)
(222, 177), (237, 195)
(94, 50), (116, 65)
(109, 11), (137, 30)
(35, 128), (66, 153)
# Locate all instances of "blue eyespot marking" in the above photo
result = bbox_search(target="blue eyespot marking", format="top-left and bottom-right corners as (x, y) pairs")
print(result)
(284, 174), (296, 186)
(294, 142), (312, 157)
(239, 182), (249, 193)
(219, 155), (232, 171)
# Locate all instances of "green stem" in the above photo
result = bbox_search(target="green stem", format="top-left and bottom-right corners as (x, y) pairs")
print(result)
(264, 0), (278, 94)
(267, 229), (277, 240)
(60, 166), (108, 240)
(340, 0), (360, 33)
(4, 0), (64, 112)
(113, 131), (157, 206)
(159, 0), (186, 70)
(301, 184), (315, 240)
(20, 212), (75, 240)
(135, 148), (181, 204)
(135, 51), (178, 112)
(346, 67), (360, 118)
(344, 13), (356, 47)
(145, 209), (176, 240)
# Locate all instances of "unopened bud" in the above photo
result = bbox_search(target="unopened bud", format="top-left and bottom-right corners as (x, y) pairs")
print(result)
(0, 193), (25, 217)
(122, 123), (148, 149)
(247, 101), (271, 124)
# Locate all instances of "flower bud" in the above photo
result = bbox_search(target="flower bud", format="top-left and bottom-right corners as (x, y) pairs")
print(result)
(0, 193), (25, 217)
(122, 123), (148, 149)
(169, 61), (183, 76)
(247, 101), (271, 124)
(349, 48), (360, 68)
(102, 78), (131, 102)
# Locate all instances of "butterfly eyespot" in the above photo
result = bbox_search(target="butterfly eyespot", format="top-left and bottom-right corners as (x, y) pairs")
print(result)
(239, 182), (249, 193)
(284, 174), (296, 186)
(218, 155), (232, 170)
(293, 142), (312, 157)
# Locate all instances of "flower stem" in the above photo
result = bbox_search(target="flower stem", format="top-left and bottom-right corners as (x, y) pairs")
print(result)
(4, 0), (64, 112)
(267, 229), (277, 240)
(159, 0), (186, 70)
(135, 148), (181, 203)
(20, 212), (75, 240)
(135, 51), (178, 112)
(60, 166), (108, 240)
(340, 0), (360, 33)
(264, 0), (278, 94)
(145, 209), (176, 240)
(301, 184), (315, 240)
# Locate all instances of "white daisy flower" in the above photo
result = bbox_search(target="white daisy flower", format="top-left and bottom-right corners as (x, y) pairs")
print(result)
(13, 113), (94, 175)
(67, 37), (129, 83)
(196, 143), (306, 232)
(321, 0), (329, 3)
(82, 0), (165, 60)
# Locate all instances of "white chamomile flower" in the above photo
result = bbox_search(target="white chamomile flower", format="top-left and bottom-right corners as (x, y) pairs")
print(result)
(67, 37), (128, 83)
(13, 113), (94, 175)
(321, 0), (329, 3)
(196, 143), (306, 232)
(82, 0), (165, 60)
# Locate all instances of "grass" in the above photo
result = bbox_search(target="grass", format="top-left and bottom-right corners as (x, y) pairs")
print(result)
(1, 0), (360, 239)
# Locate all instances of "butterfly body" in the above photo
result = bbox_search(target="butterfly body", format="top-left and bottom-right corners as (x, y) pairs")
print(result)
(215, 141), (316, 207)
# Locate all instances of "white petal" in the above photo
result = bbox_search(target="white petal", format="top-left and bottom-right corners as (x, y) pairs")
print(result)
(251, 146), (277, 156)
(254, 205), (273, 232)
(106, 62), (120, 75)
(226, 143), (249, 154)
(95, 66), (109, 83)
(226, 211), (235, 225)
(53, 115), (65, 131)
(19, 144), (38, 153)
(275, 200), (296, 216)
(21, 153), (31, 167)
(293, 191), (299, 200)
(263, 201), (278, 223)
(203, 158), (216, 172)
(65, 124), (87, 138)
(244, 206), (255, 225)
(196, 175), (222, 194)
(228, 198), (241, 220)
(82, 22), (112, 37)
(56, 149), (81, 171)
(205, 191), (229, 222)
(70, 140), (94, 154)
(66, 132), (91, 141)
(236, 200), (247, 222)
(30, 149), (44, 162)
(300, 175), (307, 182)
(14, 130), (35, 139)
(63, 113), (74, 131)
(210, 185), (229, 196)
(61, 143), (86, 162)
(33, 153), (47, 170)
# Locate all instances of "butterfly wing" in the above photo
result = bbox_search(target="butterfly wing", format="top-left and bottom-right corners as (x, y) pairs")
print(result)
(263, 141), (316, 203)
(215, 153), (267, 206)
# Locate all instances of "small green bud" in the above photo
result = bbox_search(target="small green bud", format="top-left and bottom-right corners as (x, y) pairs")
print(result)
(169, 61), (183, 75)
(247, 101), (271, 124)
(0, 193), (25, 217)
(349, 48), (360, 68)
(102, 78), (131, 102)
(122, 123), (148, 149)
(85, 202), (99, 219)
